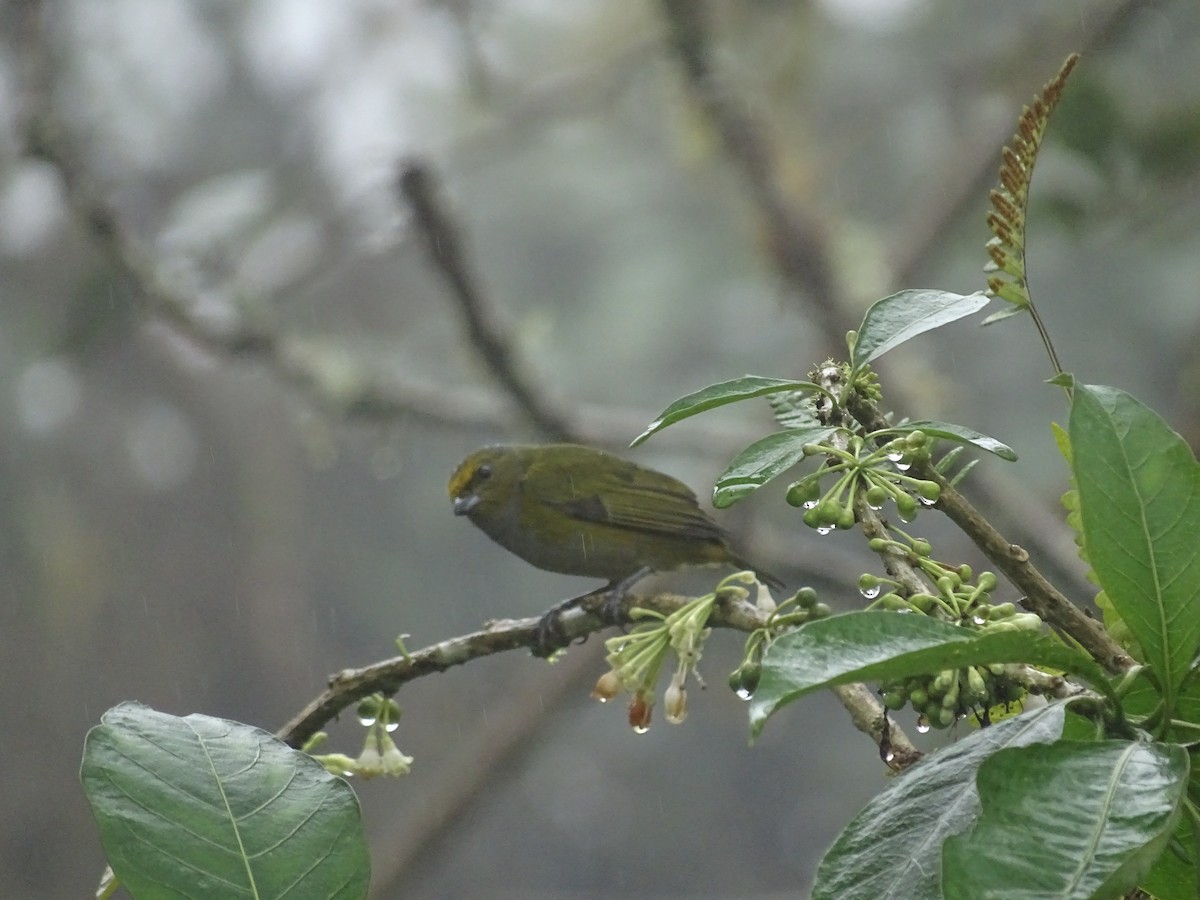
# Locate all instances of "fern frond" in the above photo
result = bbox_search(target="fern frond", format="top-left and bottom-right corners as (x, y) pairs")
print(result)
(982, 54), (1080, 379)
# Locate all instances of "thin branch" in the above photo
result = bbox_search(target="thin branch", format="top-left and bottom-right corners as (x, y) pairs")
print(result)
(657, 0), (845, 343)
(275, 587), (918, 761)
(844, 391), (1133, 675)
(396, 161), (574, 441)
(929, 476), (1132, 674)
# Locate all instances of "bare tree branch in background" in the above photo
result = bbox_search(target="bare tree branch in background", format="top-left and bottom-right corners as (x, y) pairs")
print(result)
(658, 0), (847, 344)
(397, 162), (574, 441)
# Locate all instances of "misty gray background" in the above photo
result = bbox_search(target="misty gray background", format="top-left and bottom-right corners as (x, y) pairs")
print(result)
(2, 1), (1199, 897)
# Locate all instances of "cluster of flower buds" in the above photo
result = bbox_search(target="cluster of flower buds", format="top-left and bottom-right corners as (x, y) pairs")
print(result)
(881, 660), (1028, 730)
(785, 430), (940, 533)
(352, 694), (413, 778)
(858, 543), (1041, 727)
(591, 583), (724, 733)
(728, 586), (830, 700)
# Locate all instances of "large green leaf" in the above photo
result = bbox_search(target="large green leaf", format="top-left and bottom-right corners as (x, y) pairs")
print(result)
(942, 740), (1188, 899)
(82, 702), (369, 899)
(1139, 812), (1199, 900)
(849, 290), (991, 369)
(749, 611), (1112, 739)
(811, 702), (1067, 900)
(1070, 384), (1200, 715)
(711, 426), (839, 508)
(630, 376), (822, 446)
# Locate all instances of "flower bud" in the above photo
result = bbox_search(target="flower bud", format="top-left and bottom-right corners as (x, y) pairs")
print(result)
(664, 682), (688, 724)
(628, 691), (653, 733)
(592, 670), (622, 703)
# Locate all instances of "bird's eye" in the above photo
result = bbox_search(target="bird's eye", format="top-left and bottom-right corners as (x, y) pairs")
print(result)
(476, 463), (492, 481)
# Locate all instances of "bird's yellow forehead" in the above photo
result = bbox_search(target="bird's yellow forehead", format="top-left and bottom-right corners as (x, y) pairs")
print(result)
(448, 449), (496, 498)
(447, 457), (476, 499)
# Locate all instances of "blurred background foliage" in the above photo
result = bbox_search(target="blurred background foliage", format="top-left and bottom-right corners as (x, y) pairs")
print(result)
(2, 0), (1199, 897)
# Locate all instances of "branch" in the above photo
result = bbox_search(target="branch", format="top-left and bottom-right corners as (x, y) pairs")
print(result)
(396, 161), (574, 441)
(276, 587), (918, 764)
(928, 477), (1132, 674)
(656, 0), (845, 343)
(843, 391), (1133, 675)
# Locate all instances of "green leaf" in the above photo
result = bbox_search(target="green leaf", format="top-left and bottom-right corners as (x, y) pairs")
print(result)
(942, 740), (1188, 900)
(811, 702), (1068, 900)
(849, 290), (991, 369)
(712, 426), (840, 508)
(749, 611), (1113, 739)
(1139, 813), (1199, 900)
(981, 304), (1028, 326)
(631, 376), (823, 446)
(767, 390), (824, 429)
(82, 702), (369, 900)
(1053, 421), (1144, 659)
(1070, 384), (1200, 715)
(884, 420), (1017, 461)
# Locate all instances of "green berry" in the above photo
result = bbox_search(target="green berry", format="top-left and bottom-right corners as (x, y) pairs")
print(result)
(865, 484), (889, 508)
(916, 480), (941, 503)
(795, 587), (819, 608)
(909, 593), (937, 612)
(786, 478), (820, 507)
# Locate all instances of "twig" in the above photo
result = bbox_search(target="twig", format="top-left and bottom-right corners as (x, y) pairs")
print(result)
(844, 392), (1133, 675)
(657, 0), (845, 343)
(929, 476), (1132, 674)
(396, 161), (574, 441)
(275, 587), (917, 760)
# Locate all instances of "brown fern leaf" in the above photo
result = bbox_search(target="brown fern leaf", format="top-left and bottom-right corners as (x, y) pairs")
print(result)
(983, 53), (1080, 326)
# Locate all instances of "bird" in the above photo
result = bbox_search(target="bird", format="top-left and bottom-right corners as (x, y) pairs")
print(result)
(449, 443), (782, 651)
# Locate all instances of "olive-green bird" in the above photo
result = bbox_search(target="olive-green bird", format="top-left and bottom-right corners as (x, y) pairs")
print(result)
(449, 443), (782, 644)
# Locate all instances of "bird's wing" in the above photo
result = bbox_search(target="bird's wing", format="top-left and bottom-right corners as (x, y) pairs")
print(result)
(534, 454), (725, 543)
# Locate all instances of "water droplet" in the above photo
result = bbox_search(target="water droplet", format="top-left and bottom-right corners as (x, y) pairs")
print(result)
(358, 715), (377, 727)
(884, 750), (895, 762)
(597, 696), (609, 704)
(860, 585), (881, 599)
(886, 450), (904, 463)
(918, 495), (936, 506)
(894, 461), (912, 472)
(867, 499), (884, 510)
(972, 615), (986, 626)
(632, 724), (650, 735)
(916, 715), (931, 734)
(384, 721), (399, 733)
(816, 526), (833, 536)
(802, 499), (818, 510)
(736, 687), (753, 701)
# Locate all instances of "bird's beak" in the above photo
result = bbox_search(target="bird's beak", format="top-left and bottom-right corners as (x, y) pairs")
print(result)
(452, 494), (480, 516)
